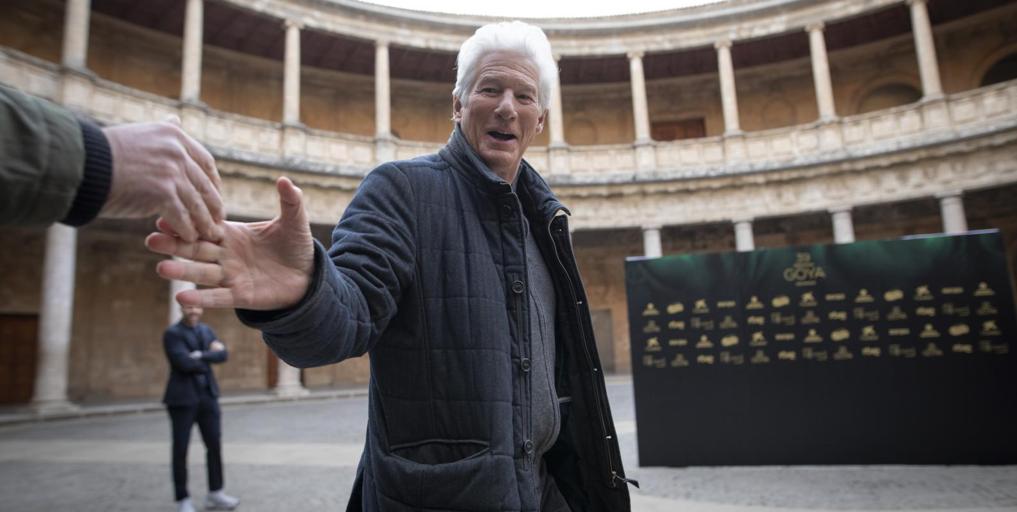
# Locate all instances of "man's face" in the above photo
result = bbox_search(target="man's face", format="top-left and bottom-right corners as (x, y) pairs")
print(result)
(453, 51), (547, 181)
(183, 305), (203, 326)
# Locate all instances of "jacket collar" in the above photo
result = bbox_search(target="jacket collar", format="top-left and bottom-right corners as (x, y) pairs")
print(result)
(439, 124), (570, 223)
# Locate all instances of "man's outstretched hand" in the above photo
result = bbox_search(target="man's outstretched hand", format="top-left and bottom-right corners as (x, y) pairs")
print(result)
(146, 177), (315, 311)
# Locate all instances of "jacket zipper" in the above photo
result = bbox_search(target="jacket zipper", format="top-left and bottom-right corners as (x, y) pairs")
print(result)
(545, 213), (619, 487)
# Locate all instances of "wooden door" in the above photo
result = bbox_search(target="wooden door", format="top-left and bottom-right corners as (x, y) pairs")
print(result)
(0, 314), (38, 404)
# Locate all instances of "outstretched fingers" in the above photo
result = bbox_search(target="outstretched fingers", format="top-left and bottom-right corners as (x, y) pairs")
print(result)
(156, 259), (224, 287)
(175, 287), (237, 309)
(146, 232), (224, 262)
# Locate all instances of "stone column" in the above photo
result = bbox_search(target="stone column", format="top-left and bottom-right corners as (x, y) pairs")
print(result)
(907, 0), (943, 99)
(168, 276), (196, 326)
(806, 22), (836, 120)
(61, 0), (90, 69)
(734, 219), (754, 252)
(628, 51), (651, 143)
(283, 20), (302, 125)
(938, 192), (968, 234)
(548, 55), (570, 174)
(375, 40), (394, 162)
(180, 0), (203, 102)
(715, 39), (741, 135)
(549, 55), (565, 146)
(275, 360), (309, 397)
(830, 207), (855, 244)
(642, 225), (663, 258)
(32, 225), (79, 413)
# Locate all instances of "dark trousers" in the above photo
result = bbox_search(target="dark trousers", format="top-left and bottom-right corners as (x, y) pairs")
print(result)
(167, 388), (223, 501)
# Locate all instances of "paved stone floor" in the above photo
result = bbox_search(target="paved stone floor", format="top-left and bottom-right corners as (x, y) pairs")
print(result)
(1, 377), (1015, 511)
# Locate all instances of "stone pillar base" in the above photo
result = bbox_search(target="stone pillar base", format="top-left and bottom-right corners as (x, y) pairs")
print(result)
(31, 400), (80, 416)
(274, 384), (311, 398)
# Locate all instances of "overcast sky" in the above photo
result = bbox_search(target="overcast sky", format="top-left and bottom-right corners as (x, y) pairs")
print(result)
(359, 0), (726, 19)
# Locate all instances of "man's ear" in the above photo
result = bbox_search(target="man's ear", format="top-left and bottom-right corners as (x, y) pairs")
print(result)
(536, 108), (548, 134)
(452, 94), (463, 122)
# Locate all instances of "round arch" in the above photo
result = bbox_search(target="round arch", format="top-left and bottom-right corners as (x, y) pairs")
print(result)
(974, 43), (1017, 87)
(852, 75), (922, 115)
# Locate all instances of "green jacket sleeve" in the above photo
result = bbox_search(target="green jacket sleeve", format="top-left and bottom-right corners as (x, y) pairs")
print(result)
(0, 84), (86, 226)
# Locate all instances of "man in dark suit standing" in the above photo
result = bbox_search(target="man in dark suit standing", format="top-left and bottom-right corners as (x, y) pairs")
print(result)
(163, 304), (240, 512)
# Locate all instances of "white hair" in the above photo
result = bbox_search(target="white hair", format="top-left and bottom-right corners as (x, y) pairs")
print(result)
(453, 21), (557, 112)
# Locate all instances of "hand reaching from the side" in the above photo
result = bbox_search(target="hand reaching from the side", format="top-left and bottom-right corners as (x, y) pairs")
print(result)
(146, 177), (315, 311)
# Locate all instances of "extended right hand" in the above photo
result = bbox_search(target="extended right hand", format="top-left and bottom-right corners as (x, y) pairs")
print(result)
(145, 177), (315, 311)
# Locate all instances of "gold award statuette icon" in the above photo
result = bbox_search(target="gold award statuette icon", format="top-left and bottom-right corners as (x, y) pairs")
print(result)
(974, 281), (995, 297)
(693, 299), (709, 314)
(804, 329), (823, 343)
(831, 328), (851, 342)
(670, 354), (690, 367)
(746, 295), (764, 310)
(750, 350), (771, 364)
(922, 342), (944, 357)
(981, 320), (1001, 336)
(772, 295), (791, 308)
(751, 331), (768, 346)
(719, 315), (738, 329)
(833, 346), (853, 360)
(721, 335), (739, 347)
(914, 285), (933, 301)
(666, 302), (684, 314)
(854, 289), (874, 303)
(860, 325), (878, 341)
(883, 289), (904, 302)
(887, 306), (908, 321)
(800, 291), (818, 307)
(642, 303), (660, 316)
(643, 320), (661, 333)
(801, 310), (820, 324)
(696, 334), (714, 349)
(645, 337), (662, 352)
(920, 324), (941, 338)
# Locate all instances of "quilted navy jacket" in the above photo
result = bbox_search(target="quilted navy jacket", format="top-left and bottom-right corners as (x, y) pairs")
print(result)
(240, 128), (632, 511)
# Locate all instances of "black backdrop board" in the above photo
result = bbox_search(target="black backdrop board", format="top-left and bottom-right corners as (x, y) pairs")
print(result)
(625, 231), (1017, 466)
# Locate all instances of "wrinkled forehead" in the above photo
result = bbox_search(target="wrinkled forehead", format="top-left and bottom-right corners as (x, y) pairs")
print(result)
(473, 50), (540, 87)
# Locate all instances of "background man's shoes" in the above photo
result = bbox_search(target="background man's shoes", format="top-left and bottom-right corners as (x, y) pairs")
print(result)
(176, 497), (196, 512)
(204, 490), (240, 510)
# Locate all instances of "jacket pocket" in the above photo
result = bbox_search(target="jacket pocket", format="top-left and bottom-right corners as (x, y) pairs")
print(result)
(373, 438), (514, 510)
(390, 438), (489, 465)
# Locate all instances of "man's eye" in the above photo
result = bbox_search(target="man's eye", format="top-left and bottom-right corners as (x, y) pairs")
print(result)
(479, 87), (497, 94)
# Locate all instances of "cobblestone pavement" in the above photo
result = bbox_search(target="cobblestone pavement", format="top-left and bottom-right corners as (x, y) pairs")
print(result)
(1, 377), (1015, 511)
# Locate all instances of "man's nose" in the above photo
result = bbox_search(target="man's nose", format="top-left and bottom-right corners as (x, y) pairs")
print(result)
(494, 91), (517, 120)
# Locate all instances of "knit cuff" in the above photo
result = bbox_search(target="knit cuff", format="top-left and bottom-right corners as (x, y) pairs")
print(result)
(61, 120), (113, 226)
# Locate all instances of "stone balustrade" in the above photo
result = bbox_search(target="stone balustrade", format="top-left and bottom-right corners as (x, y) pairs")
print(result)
(3, 47), (1016, 192)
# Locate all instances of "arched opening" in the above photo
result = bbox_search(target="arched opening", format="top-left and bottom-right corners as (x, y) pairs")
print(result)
(856, 83), (922, 114)
(980, 53), (1017, 86)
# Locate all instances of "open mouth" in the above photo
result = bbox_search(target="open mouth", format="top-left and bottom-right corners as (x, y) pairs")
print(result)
(488, 131), (516, 141)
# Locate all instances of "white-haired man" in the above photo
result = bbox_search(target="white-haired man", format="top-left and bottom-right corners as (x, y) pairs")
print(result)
(147, 21), (634, 511)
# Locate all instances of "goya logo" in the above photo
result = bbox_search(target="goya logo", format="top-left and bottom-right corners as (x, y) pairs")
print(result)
(783, 252), (826, 286)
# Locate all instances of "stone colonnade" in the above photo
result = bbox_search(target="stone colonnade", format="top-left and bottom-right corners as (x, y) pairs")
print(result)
(28, 0), (961, 405)
(639, 194), (971, 257)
